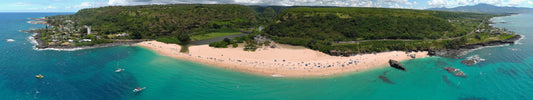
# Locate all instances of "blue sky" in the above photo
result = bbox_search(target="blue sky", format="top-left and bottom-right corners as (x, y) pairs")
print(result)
(2, 0), (533, 12)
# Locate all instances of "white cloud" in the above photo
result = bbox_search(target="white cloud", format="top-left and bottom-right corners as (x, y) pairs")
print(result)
(11, 2), (46, 6)
(76, 2), (91, 8)
(43, 5), (56, 10)
(528, 0), (533, 4)
(108, 0), (129, 5)
(75, 2), (108, 9)
(507, 0), (527, 6)
(428, 0), (456, 8)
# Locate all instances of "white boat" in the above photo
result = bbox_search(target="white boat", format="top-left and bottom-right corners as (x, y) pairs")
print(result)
(133, 87), (146, 92)
(6, 39), (14, 42)
(115, 68), (124, 72)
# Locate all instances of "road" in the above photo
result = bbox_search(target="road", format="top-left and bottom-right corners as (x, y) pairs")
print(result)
(332, 20), (486, 44)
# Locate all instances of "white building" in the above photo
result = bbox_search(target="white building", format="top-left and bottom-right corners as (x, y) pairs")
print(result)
(84, 25), (91, 35)
(117, 33), (129, 37)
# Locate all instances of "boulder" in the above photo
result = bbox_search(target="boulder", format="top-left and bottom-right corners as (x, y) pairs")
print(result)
(389, 59), (406, 71)
(410, 54), (416, 58)
(460, 60), (476, 66)
(460, 55), (485, 66)
(443, 66), (467, 77)
(427, 50), (436, 56)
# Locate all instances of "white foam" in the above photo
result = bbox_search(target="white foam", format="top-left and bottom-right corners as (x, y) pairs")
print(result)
(462, 35), (523, 55)
(27, 33), (38, 45)
(271, 74), (284, 77)
(462, 44), (510, 56)
(514, 35), (525, 45)
(34, 47), (86, 51)
(466, 55), (486, 63)
(27, 33), (86, 51)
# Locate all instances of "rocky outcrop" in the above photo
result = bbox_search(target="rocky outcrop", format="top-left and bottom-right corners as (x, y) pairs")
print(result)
(389, 59), (406, 71)
(409, 54), (416, 58)
(430, 35), (522, 58)
(444, 66), (467, 77)
(460, 55), (486, 66)
(460, 60), (476, 66)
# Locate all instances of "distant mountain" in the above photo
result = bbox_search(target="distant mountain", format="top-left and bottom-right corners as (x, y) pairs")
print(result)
(427, 3), (533, 14)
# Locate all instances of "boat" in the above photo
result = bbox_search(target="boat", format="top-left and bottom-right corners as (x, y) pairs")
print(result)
(115, 61), (124, 73)
(6, 39), (14, 42)
(132, 87), (146, 92)
(115, 68), (124, 73)
(35, 74), (43, 79)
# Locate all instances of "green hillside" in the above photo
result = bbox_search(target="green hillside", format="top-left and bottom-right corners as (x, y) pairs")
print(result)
(45, 4), (260, 44)
(39, 5), (516, 55)
(262, 7), (514, 54)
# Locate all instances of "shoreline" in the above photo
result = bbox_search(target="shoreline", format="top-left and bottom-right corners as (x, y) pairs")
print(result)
(138, 33), (521, 77)
(430, 35), (522, 58)
(136, 41), (429, 77)
(25, 31), (143, 51)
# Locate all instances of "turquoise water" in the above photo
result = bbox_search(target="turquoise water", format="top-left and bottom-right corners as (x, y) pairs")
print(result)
(1, 13), (533, 100)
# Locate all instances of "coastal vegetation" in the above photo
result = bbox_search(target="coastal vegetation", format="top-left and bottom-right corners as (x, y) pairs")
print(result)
(35, 4), (518, 56)
(208, 34), (258, 51)
(39, 4), (264, 47)
(260, 7), (517, 55)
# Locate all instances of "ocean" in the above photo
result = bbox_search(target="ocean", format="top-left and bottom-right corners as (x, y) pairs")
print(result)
(1, 12), (532, 100)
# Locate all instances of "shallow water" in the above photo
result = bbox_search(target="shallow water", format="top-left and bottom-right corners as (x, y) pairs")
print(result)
(1, 13), (533, 100)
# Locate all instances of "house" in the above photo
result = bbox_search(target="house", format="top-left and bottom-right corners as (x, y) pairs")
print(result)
(83, 39), (92, 41)
(78, 39), (92, 43)
(117, 33), (129, 37)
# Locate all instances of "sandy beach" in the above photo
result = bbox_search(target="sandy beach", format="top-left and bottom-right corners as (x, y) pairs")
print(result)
(136, 41), (429, 77)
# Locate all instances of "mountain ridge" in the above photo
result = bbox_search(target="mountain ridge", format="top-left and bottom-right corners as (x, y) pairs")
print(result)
(427, 3), (533, 14)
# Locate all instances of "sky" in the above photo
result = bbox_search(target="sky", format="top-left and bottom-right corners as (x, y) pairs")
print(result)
(2, 0), (533, 12)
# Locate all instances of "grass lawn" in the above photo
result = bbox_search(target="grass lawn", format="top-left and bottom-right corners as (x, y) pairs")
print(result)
(190, 32), (242, 41)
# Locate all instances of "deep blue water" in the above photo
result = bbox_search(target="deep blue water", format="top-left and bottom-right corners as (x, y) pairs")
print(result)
(1, 12), (533, 100)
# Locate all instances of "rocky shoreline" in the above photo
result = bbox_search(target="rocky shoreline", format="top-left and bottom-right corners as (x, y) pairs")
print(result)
(28, 31), (144, 51)
(429, 35), (522, 58)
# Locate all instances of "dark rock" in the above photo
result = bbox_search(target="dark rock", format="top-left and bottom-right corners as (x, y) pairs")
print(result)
(454, 71), (466, 77)
(428, 50), (436, 56)
(475, 35), (481, 40)
(379, 75), (394, 84)
(443, 66), (457, 72)
(460, 55), (485, 66)
(461, 60), (476, 66)
(389, 59), (406, 71)
(443, 66), (467, 77)
(433, 35), (522, 58)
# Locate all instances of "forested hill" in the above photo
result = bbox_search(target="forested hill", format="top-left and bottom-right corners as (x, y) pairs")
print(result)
(41, 5), (516, 55)
(46, 4), (261, 43)
(263, 7), (512, 54)
(265, 7), (493, 41)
